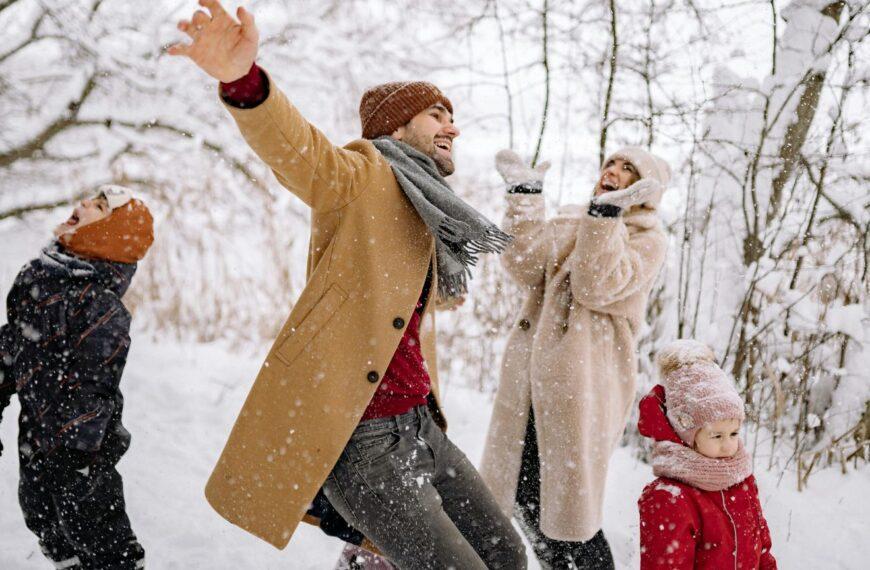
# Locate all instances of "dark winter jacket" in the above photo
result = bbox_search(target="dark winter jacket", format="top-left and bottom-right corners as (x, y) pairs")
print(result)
(0, 244), (136, 467)
(637, 385), (776, 569)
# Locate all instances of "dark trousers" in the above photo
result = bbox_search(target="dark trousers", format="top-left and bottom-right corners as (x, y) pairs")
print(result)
(323, 405), (527, 570)
(515, 411), (615, 570)
(19, 452), (144, 570)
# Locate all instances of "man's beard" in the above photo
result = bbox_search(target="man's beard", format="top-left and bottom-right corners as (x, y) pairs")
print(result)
(402, 130), (455, 176)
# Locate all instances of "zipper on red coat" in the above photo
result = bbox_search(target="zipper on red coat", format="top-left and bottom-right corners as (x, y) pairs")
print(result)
(720, 490), (738, 570)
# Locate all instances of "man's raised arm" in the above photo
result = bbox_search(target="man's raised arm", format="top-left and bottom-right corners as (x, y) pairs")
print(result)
(169, 0), (373, 212)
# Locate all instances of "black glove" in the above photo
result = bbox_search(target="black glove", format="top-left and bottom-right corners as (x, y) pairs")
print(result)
(308, 488), (366, 546)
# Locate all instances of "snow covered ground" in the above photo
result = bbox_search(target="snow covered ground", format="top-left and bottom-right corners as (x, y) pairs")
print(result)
(1, 339), (867, 569)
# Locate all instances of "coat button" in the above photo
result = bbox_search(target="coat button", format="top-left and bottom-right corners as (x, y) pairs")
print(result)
(393, 317), (405, 329)
(518, 318), (531, 330)
(367, 371), (379, 383)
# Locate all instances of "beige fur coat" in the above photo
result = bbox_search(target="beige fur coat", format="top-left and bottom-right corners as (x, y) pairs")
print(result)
(480, 195), (667, 541)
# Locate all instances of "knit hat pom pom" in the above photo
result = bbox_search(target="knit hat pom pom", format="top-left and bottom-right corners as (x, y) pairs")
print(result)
(657, 339), (716, 377)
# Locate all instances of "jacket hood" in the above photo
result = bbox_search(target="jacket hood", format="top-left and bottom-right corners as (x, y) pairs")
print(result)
(39, 242), (137, 298)
(637, 384), (684, 446)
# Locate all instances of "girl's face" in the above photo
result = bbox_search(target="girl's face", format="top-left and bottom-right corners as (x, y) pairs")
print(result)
(54, 195), (111, 238)
(694, 418), (742, 459)
(594, 157), (640, 196)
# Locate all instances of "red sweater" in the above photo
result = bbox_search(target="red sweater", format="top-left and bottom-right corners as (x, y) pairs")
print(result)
(637, 386), (776, 569)
(221, 65), (431, 421)
(360, 295), (430, 420)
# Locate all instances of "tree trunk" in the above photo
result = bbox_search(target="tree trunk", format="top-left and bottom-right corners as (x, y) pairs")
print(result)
(767, 1), (845, 223)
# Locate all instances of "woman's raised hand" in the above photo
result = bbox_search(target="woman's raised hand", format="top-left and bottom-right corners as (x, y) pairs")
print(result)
(593, 178), (663, 211)
(168, 0), (259, 83)
(495, 150), (551, 190)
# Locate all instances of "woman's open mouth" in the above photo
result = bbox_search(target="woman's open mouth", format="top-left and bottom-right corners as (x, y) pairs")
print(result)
(65, 213), (79, 226)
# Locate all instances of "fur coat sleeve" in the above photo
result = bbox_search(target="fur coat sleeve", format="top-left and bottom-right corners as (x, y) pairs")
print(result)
(500, 193), (549, 288)
(566, 209), (667, 321)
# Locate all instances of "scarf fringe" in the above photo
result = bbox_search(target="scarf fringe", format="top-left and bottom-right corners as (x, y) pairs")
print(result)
(437, 220), (513, 256)
(437, 271), (469, 300)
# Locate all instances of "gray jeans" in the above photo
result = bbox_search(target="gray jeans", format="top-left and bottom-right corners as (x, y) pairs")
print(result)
(323, 405), (527, 570)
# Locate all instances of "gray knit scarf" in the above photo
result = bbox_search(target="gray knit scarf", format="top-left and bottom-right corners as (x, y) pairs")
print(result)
(372, 136), (512, 300)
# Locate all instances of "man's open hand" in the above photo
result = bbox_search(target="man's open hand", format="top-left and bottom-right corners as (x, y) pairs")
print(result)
(168, 0), (259, 83)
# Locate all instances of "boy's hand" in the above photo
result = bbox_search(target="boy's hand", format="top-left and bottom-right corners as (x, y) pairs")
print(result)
(168, 0), (259, 83)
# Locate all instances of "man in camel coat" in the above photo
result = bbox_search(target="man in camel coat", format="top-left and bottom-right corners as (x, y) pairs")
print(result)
(480, 147), (670, 568)
(169, 2), (525, 568)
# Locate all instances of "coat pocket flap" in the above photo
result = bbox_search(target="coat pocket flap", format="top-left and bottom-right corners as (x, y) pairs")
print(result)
(275, 284), (348, 366)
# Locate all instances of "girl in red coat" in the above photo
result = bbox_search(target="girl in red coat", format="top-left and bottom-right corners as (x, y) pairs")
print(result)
(637, 340), (776, 569)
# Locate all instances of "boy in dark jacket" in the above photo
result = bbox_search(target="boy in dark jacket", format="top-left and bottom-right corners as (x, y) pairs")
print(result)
(0, 186), (153, 570)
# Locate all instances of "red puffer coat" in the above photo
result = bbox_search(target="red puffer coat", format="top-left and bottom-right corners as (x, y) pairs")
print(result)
(637, 385), (776, 569)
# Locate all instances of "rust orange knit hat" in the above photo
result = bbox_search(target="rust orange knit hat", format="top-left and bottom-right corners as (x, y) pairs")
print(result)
(359, 81), (453, 139)
(61, 198), (154, 264)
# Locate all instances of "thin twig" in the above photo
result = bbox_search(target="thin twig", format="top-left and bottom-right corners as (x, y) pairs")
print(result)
(598, 0), (618, 166)
(531, 0), (550, 167)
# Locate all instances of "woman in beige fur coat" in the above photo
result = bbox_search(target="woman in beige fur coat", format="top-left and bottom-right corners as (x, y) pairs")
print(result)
(480, 147), (670, 569)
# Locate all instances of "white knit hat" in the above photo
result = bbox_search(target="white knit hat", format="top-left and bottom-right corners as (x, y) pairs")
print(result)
(656, 340), (745, 445)
(97, 184), (133, 210)
(604, 146), (672, 188)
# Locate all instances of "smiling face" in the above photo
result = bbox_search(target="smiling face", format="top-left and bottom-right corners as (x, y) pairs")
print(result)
(693, 418), (742, 459)
(594, 157), (641, 196)
(53, 195), (111, 238)
(392, 103), (460, 176)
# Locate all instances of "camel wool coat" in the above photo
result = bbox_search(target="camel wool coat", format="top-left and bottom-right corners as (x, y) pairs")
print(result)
(204, 77), (446, 549)
(480, 194), (667, 541)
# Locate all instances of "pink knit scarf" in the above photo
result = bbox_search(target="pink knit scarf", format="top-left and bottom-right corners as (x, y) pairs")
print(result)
(651, 440), (753, 492)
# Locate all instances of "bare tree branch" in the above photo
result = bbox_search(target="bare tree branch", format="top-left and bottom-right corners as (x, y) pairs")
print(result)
(0, 10), (50, 64)
(598, 0), (618, 166)
(531, 0), (550, 167)
(768, 1), (847, 222)
(0, 74), (98, 168)
(0, 195), (83, 222)
(493, 0), (515, 148)
(0, 0), (24, 16)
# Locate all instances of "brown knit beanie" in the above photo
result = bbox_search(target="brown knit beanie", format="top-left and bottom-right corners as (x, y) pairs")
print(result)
(61, 197), (154, 264)
(359, 81), (453, 140)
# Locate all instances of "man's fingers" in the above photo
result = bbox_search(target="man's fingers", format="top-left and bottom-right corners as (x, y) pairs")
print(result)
(237, 7), (256, 37)
(191, 10), (211, 29)
(177, 20), (197, 40)
(200, 0), (231, 21)
(166, 42), (191, 57)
